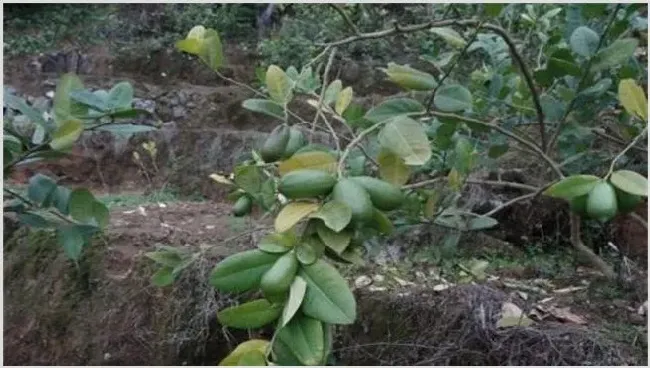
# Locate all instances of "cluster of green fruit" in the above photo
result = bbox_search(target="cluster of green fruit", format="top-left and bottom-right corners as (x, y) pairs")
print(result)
(569, 180), (642, 222)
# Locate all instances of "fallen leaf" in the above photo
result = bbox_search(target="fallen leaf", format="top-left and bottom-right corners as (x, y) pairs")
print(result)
(354, 275), (372, 288)
(553, 286), (587, 294)
(547, 306), (587, 325)
(496, 302), (534, 328)
(393, 276), (415, 287)
(433, 284), (450, 292)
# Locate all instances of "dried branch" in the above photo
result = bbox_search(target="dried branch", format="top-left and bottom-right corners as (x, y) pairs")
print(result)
(606, 126), (648, 177)
(570, 213), (617, 279)
(310, 47), (338, 144)
(330, 4), (360, 35)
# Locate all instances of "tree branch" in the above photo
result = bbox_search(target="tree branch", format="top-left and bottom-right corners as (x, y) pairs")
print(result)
(310, 47), (338, 144)
(330, 4), (360, 36)
(337, 121), (387, 177)
(570, 213), (617, 279)
(545, 4), (622, 153)
(606, 126), (648, 177)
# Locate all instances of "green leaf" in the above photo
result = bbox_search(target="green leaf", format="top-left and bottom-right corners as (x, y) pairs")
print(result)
(52, 186), (71, 215)
(434, 84), (473, 112)
(610, 170), (648, 197)
(378, 116), (432, 166)
(27, 174), (58, 206)
(369, 208), (394, 235)
(323, 80), (342, 106)
(453, 137), (475, 175)
(69, 89), (108, 112)
(299, 259), (356, 324)
(335, 86), (353, 115)
(151, 267), (176, 287)
(547, 49), (581, 77)
(278, 151), (337, 176)
(364, 98), (425, 124)
(569, 26), (600, 57)
(580, 78), (612, 97)
(104, 108), (151, 119)
(316, 222), (351, 254)
(106, 81), (134, 110)
(431, 27), (467, 48)
(54, 73), (86, 123)
(92, 200), (109, 229)
(377, 149), (411, 186)
(488, 144), (509, 158)
(260, 179), (276, 211)
(4, 93), (48, 128)
(383, 63), (436, 91)
(274, 313), (325, 366)
(242, 99), (286, 121)
(96, 124), (156, 138)
(618, 79), (648, 121)
(591, 38), (639, 72)
(280, 276), (308, 328)
(309, 201), (351, 232)
(234, 165), (263, 194)
(296, 238), (323, 266)
(68, 188), (97, 223)
(543, 175), (601, 200)
(217, 299), (282, 329)
(57, 225), (86, 261)
(266, 65), (292, 104)
(210, 249), (281, 293)
(199, 29), (225, 71)
(219, 339), (270, 366)
(50, 119), (83, 151)
(258, 232), (295, 254)
(275, 202), (320, 233)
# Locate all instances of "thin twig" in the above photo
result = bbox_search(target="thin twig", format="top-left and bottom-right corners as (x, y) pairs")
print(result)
(4, 187), (76, 225)
(430, 112), (564, 178)
(629, 212), (648, 230)
(310, 47), (338, 144)
(466, 179), (539, 192)
(570, 213), (617, 279)
(546, 4), (622, 153)
(426, 21), (484, 113)
(330, 4), (360, 35)
(592, 128), (648, 153)
(337, 121), (387, 177)
(483, 192), (536, 217)
(606, 126), (648, 178)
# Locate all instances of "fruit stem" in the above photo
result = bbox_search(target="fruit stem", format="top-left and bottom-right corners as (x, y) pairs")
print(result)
(337, 121), (387, 178)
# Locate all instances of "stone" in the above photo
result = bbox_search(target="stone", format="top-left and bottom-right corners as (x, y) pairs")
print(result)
(172, 106), (187, 119)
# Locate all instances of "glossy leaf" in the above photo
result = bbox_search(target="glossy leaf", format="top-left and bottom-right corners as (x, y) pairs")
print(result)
(316, 222), (351, 254)
(296, 238), (323, 266)
(57, 225), (86, 261)
(234, 165), (263, 194)
(273, 313), (325, 366)
(275, 202), (320, 233)
(369, 208), (394, 235)
(258, 232), (295, 254)
(383, 63), (436, 91)
(547, 49), (581, 77)
(242, 99), (286, 121)
(364, 98), (425, 124)
(300, 259), (356, 324)
(467, 215), (500, 230)
(175, 38), (203, 55)
(378, 116), (432, 165)
(278, 151), (337, 176)
(610, 170), (648, 197)
(309, 201), (352, 232)
(377, 149), (411, 186)
(237, 351), (267, 366)
(543, 175), (601, 200)
(199, 29), (224, 71)
(27, 174), (58, 206)
(280, 276), (308, 328)
(69, 89), (108, 112)
(434, 84), (473, 112)
(96, 124), (157, 138)
(4, 93), (48, 128)
(209, 249), (280, 293)
(54, 73), (85, 123)
(68, 188), (97, 223)
(217, 299), (282, 329)
(151, 267), (175, 287)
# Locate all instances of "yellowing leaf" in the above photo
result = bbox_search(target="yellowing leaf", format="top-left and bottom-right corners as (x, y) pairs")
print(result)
(618, 79), (648, 122)
(187, 25), (206, 40)
(209, 173), (234, 186)
(219, 339), (270, 366)
(324, 80), (342, 106)
(335, 87), (353, 115)
(383, 63), (437, 91)
(266, 65), (292, 104)
(275, 202), (320, 232)
(430, 27), (467, 48)
(50, 119), (83, 151)
(278, 151), (337, 176)
(448, 168), (463, 192)
(377, 149), (411, 186)
(378, 116), (432, 166)
(176, 38), (203, 55)
(496, 302), (534, 328)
